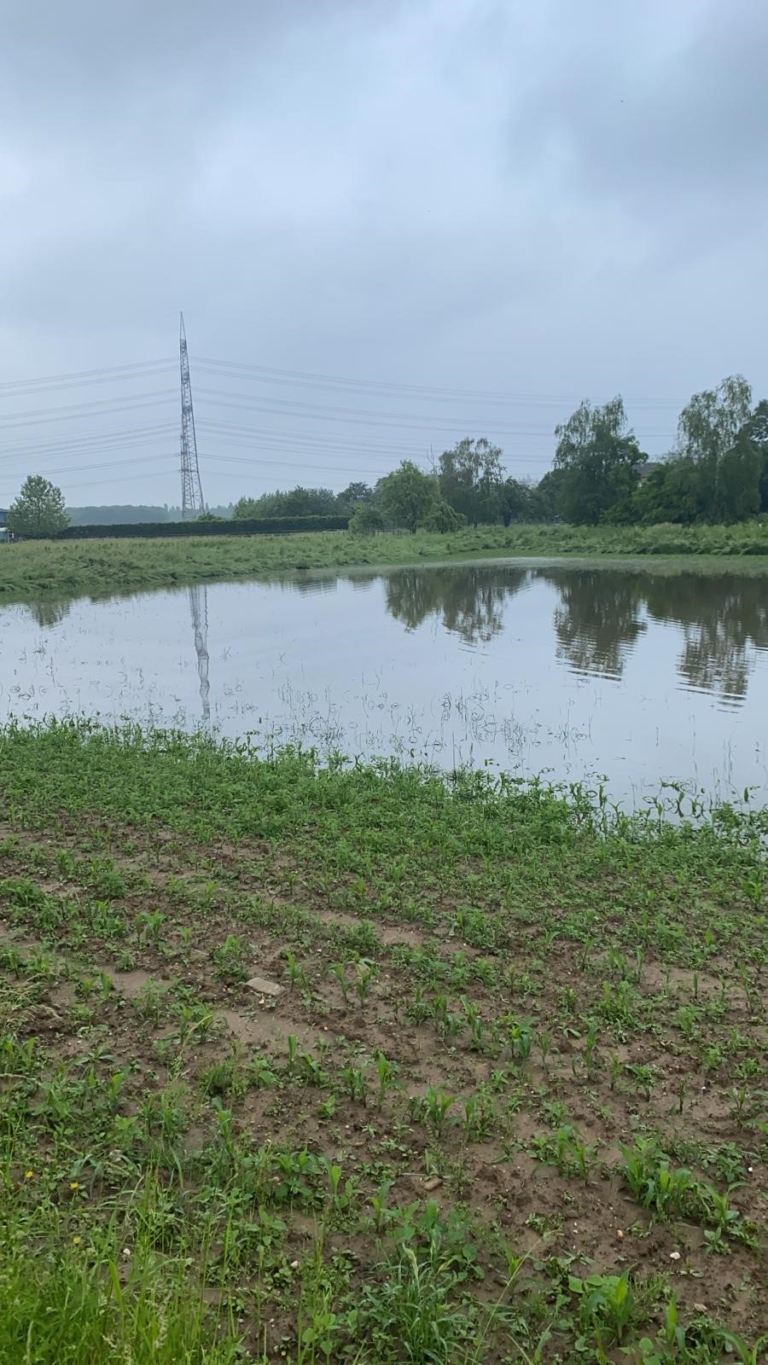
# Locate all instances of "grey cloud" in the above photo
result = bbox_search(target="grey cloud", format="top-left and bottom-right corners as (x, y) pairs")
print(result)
(0, 0), (766, 508)
(510, 0), (768, 238)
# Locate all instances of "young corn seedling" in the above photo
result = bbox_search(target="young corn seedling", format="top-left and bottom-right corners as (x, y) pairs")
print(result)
(299, 1052), (327, 1087)
(505, 1018), (532, 1064)
(330, 962), (352, 1006)
(356, 960), (376, 1007)
(340, 1064), (367, 1104)
(370, 1179), (395, 1233)
(538, 1029), (555, 1069)
(375, 1051), (398, 1107)
(714, 1331), (768, 1364)
(702, 1184), (755, 1252)
(461, 1092), (495, 1142)
(283, 949), (303, 990)
(422, 1087), (456, 1138)
(213, 934), (250, 984)
(460, 997), (485, 1050)
(584, 1021), (600, 1075)
(325, 1159), (344, 1205)
(609, 1054), (624, 1091)
(136, 909), (165, 946)
(570, 1270), (635, 1350)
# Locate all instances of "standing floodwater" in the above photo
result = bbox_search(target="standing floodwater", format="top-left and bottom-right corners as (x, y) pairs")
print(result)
(1, 559), (767, 806)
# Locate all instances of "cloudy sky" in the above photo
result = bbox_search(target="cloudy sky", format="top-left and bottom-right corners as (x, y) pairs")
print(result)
(1, 0), (766, 509)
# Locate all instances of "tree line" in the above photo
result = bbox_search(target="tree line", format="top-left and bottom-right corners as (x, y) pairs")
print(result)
(6, 373), (767, 538)
(231, 374), (768, 532)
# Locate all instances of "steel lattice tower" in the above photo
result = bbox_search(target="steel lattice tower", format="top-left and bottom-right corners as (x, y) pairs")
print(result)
(179, 313), (205, 519)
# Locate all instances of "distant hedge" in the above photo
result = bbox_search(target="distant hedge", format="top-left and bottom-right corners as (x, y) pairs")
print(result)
(57, 515), (349, 540)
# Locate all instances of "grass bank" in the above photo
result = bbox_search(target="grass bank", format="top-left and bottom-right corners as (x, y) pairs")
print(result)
(1, 720), (767, 1361)
(2, 518), (768, 603)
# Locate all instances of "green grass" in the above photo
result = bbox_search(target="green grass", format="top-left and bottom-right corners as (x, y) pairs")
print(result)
(2, 518), (768, 603)
(1, 719), (767, 1361)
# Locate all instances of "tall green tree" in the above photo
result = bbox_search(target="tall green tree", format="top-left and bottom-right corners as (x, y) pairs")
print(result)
(553, 397), (643, 524)
(438, 438), (504, 525)
(8, 475), (69, 538)
(337, 482), (373, 511)
(500, 477), (537, 525)
(376, 461), (440, 532)
(742, 399), (768, 513)
(675, 375), (756, 522)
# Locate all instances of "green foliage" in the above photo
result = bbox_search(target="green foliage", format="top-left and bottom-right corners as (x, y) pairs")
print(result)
(233, 485), (340, 519)
(349, 502), (386, 535)
(337, 481), (374, 511)
(500, 476), (539, 525)
(645, 376), (765, 525)
(438, 437), (504, 526)
(350, 1245), (472, 1364)
(554, 396), (644, 524)
(8, 475), (69, 539)
(377, 461), (440, 532)
(417, 499), (465, 532)
(677, 375), (752, 467)
(620, 1138), (756, 1248)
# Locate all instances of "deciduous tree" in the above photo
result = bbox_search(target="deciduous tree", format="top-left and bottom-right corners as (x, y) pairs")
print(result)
(8, 475), (69, 539)
(554, 397), (643, 524)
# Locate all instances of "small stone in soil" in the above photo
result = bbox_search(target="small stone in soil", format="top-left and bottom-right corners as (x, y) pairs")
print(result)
(246, 975), (283, 997)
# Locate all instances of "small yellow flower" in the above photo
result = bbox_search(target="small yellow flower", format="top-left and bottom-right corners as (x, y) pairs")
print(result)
(72, 1236), (81, 1245)
(24, 1171), (34, 1180)
(70, 1182), (79, 1191)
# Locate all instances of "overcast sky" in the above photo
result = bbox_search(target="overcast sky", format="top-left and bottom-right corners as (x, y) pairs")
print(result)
(1, 0), (766, 509)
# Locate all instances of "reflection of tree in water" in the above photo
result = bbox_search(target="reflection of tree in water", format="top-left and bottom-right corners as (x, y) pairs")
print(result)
(346, 573), (378, 592)
(283, 576), (338, 596)
(385, 566), (530, 644)
(644, 573), (768, 703)
(540, 567), (768, 703)
(27, 599), (72, 629)
(539, 569), (648, 680)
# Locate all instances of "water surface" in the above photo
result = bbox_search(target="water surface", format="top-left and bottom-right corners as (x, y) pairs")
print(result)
(2, 559), (767, 807)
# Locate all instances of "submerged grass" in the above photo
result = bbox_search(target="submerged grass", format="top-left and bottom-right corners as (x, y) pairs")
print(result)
(2, 519), (768, 603)
(1, 719), (767, 1361)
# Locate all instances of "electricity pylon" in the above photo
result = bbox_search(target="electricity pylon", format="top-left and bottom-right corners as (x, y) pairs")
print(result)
(179, 312), (205, 519)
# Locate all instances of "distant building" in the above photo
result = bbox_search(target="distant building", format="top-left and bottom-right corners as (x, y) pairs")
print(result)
(0, 509), (8, 541)
(637, 462), (662, 482)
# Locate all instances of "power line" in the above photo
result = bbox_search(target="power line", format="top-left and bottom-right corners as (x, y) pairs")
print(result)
(0, 351), (686, 412)
(196, 425), (554, 470)
(195, 355), (685, 411)
(193, 387), (676, 440)
(14, 453), (177, 479)
(55, 468), (179, 493)
(0, 392), (177, 431)
(0, 360), (176, 397)
(0, 424), (178, 464)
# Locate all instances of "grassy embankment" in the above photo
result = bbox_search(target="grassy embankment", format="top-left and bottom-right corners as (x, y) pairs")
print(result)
(1, 519), (768, 603)
(1, 720), (767, 1362)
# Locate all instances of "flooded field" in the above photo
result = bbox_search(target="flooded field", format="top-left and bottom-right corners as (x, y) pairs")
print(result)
(2, 558), (767, 806)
